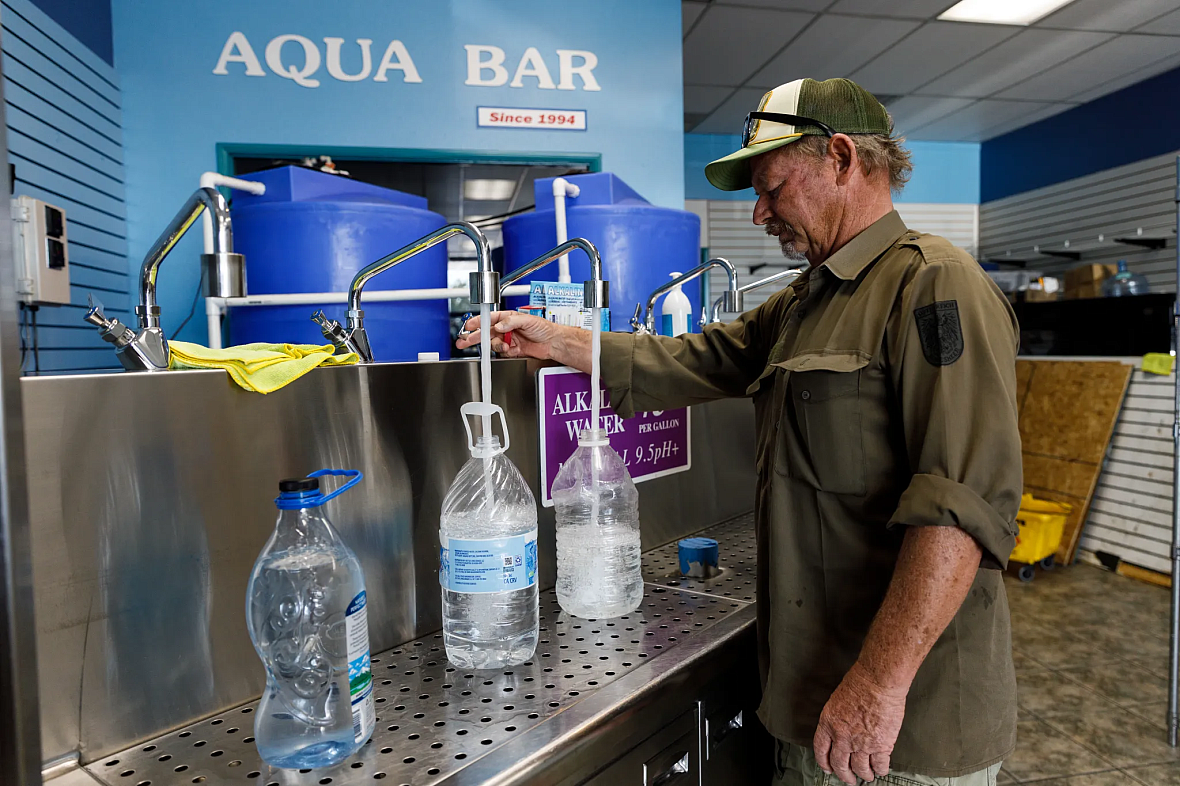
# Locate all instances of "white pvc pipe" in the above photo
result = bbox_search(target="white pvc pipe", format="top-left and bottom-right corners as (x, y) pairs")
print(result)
(552, 177), (580, 283)
(204, 285), (532, 347)
(199, 172), (266, 254)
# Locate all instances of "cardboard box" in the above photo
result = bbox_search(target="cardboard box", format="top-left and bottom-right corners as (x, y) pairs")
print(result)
(527, 282), (611, 330)
(1064, 263), (1117, 299)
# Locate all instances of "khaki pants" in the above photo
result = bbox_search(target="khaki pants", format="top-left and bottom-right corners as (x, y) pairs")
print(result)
(773, 740), (1002, 786)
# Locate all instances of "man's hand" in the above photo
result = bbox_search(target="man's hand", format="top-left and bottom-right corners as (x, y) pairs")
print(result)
(455, 311), (592, 372)
(813, 661), (907, 785)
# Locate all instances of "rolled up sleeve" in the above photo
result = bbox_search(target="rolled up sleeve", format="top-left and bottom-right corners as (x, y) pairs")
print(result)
(886, 254), (1022, 569)
(599, 298), (782, 419)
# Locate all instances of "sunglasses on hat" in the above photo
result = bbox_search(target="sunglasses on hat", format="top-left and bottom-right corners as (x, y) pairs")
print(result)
(742, 112), (836, 149)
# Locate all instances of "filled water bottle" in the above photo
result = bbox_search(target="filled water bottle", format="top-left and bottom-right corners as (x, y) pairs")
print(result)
(440, 402), (539, 669)
(1101, 259), (1149, 297)
(553, 429), (643, 618)
(246, 469), (374, 769)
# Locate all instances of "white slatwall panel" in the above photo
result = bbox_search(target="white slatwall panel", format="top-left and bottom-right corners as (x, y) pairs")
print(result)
(699, 200), (979, 313)
(1077, 359), (1176, 574)
(2, 0), (128, 374)
(979, 152), (1177, 293)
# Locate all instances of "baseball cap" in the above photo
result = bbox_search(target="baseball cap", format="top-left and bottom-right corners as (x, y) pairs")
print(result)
(705, 77), (891, 191)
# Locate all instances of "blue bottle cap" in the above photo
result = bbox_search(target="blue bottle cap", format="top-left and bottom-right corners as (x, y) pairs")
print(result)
(678, 537), (719, 576)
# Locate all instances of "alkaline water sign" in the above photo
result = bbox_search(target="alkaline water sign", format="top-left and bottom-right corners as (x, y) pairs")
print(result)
(537, 366), (690, 507)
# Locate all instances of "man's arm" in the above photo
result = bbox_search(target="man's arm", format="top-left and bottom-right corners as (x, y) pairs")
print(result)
(814, 251), (1023, 785)
(458, 302), (783, 417)
(813, 525), (982, 784)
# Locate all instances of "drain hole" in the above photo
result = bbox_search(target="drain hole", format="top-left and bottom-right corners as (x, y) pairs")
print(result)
(106, 761), (119, 767)
(428, 768), (440, 775)
(120, 771), (134, 778)
(319, 778), (333, 784)
(402, 757), (415, 764)
(351, 763), (364, 769)
(373, 775), (386, 781)
(455, 753), (467, 760)
(173, 766), (188, 773)
(481, 739), (493, 745)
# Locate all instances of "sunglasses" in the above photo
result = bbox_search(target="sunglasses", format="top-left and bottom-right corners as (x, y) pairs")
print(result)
(742, 112), (836, 149)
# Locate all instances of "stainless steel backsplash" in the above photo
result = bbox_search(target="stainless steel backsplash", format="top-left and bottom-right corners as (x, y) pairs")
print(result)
(20, 359), (755, 768)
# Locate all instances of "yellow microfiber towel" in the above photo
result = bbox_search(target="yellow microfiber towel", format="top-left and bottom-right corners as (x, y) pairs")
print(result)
(168, 341), (359, 394)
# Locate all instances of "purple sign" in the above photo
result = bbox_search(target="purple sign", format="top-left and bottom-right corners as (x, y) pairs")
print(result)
(537, 366), (691, 507)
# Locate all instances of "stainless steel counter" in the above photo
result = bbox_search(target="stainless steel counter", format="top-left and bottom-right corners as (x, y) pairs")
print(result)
(74, 514), (762, 786)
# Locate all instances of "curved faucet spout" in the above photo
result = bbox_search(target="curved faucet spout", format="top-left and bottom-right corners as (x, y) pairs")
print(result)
(313, 222), (491, 364)
(139, 187), (231, 328)
(708, 267), (803, 324)
(348, 221), (491, 314)
(499, 238), (604, 301)
(635, 257), (739, 334)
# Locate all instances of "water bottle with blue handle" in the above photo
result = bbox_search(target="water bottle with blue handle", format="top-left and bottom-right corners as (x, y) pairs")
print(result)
(246, 469), (374, 769)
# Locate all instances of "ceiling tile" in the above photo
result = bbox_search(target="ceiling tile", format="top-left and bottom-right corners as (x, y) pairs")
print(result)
(915, 28), (1113, 97)
(1066, 49), (1180, 102)
(996, 33), (1180, 100)
(694, 87), (767, 134)
(684, 84), (735, 114)
(849, 21), (1020, 95)
(682, 1), (707, 37)
(907, 99), (1059, 140)
(714, 0), (831, 10)
(1135, 7), (1180, 34)
(1036, 0), (1180, 32)
(885, 95), (976, 133)
(683, 6), (815, 86)
(828, 0), (956, 17)
(747, 14), (922, 89)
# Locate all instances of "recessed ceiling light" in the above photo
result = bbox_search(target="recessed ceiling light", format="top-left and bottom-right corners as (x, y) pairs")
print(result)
(463, 179), (517, 201)
(938, 0), (1075, 25)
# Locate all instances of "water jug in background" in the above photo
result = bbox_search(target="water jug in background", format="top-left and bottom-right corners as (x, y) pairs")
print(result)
(246, 470), (374, 769)
(1101, 259), (1149, 297)
(553, 429), (643, 618)
(441, 402), (539, 669)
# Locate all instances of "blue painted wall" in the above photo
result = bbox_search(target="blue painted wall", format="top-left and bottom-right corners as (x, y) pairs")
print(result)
(982, 65), (1180, 202)
(28, 0), (112, 64)
(3, 0), (128, 374)
(685, 133), (980, 204)
(111, 0), (685, 344)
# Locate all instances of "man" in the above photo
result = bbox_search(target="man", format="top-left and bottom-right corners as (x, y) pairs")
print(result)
(459, 78), (1020, 786)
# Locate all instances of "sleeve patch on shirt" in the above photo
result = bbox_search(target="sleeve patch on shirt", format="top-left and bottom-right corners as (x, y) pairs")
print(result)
(914, 300), (963, 366)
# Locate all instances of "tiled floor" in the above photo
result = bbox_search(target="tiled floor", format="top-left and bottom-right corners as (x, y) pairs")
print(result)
(1003, 562), (1178, 784)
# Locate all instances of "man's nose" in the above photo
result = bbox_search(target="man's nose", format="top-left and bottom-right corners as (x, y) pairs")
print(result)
(752, 194), (773, 227)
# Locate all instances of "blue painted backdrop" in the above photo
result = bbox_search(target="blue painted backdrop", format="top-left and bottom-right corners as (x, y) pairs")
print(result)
(110, 0), (684, 344)
(982, 64), (1180, 202)
(685, 133), (981, 204)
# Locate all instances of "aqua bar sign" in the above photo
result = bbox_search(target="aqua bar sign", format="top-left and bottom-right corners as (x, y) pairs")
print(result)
(213, 33), (601, 91)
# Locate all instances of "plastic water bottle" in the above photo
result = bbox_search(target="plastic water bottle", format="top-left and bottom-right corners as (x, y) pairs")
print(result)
(246, 470), (374, 769)
(440, 416), (539, 669)
(660, 272), (693, 336)
(554, 429), (643, 618)
(1102, 259), (1149, 297)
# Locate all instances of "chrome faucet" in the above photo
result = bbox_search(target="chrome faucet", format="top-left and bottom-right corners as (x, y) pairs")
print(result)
(498, 238), (609, 310)
(631, 257), (742, 335)
(706, 267), (804, 325)
(313, 222), (494, 363)
(85, 187), (242, 372)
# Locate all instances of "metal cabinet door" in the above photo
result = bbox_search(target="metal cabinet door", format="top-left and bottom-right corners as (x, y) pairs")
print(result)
(699, 691), (772, 784)
(583, 709), (699, 786)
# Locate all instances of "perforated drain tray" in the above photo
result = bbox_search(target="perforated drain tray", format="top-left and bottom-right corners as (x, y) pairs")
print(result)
(82, 513), (757, 786)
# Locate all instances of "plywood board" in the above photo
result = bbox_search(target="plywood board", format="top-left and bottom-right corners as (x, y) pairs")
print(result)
(1016, 359), (1132, 565)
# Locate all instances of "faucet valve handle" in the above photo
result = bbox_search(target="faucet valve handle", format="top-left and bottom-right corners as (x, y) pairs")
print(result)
(84, 294), (136, 348)
(311, 310), (350, 353)
(629, 302), (652, 335)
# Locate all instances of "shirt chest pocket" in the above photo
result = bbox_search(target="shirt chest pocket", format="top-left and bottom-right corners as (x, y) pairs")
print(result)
(773, 353), (869, 496)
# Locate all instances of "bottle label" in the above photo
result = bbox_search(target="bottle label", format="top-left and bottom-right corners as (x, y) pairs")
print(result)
(439, 529), (538, 593)
(345, 590), (375, 743)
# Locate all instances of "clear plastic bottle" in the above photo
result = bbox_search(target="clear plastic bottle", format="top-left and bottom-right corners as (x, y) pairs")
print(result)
(440, 434), (539, 669)
(661, 272), (693, 337)
(1102, 259), (1150, 297)
(246, 471), (374, 770)
(554, 429), (643, 618)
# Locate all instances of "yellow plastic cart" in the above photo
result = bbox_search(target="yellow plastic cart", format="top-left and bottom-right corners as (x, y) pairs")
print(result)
(1011, 493), (1072, 582)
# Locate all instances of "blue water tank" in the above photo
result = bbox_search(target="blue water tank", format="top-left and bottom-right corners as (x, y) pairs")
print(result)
(228, 167), (448, 361)
(502, 173), (701, 332)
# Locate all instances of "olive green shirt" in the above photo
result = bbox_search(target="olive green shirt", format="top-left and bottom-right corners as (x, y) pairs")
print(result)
(600, 211), (1021, 777)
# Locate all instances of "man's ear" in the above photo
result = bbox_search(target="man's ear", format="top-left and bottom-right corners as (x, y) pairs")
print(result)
(828, 134), (858, 186)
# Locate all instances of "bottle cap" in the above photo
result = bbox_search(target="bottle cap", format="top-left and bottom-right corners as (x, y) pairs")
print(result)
(578, 428), (610, 447)
(278, 477), (319, 493)
(678, 537), (720, 577)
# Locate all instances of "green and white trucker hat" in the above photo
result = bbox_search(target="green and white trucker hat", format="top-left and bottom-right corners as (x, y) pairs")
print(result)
(705, 77), (891, 191)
